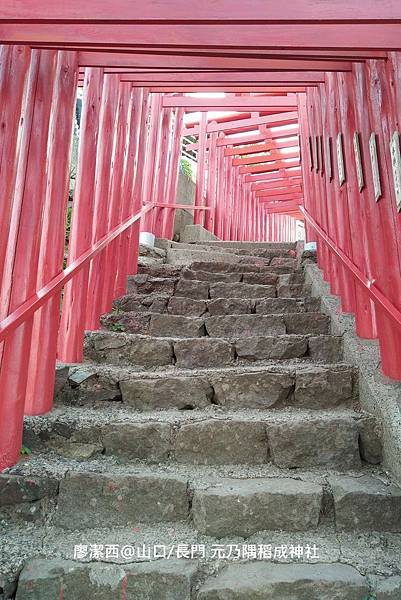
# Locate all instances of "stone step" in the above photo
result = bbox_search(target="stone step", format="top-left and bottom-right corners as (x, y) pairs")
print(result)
(126, 273), (314, 302)
(100, 311), (331, 338)
(84, 331), (342, 368)
(331, 474), (401, 532)
(166, 247), (274, 266)
(180, 268), (280, 285)
(178, 240), (297, 249)
(6, 525), (401, 600)
(24, 407), (379, 468)
(2, 459), (393, 535)
(54, 471), (189, 529)
(197, 562), (369, 599)
(169, 241), (297, 259)
(113, 293), (321, 317)
(57, 364), (355, 411)
(15, 558), (197, 600)
(7, 526), (401, 599)
(192, 477), (323, 537)
(190, 260), (300, 275)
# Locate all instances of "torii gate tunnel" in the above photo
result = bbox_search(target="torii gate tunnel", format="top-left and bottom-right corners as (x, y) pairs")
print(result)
(1, 1), (401, 470)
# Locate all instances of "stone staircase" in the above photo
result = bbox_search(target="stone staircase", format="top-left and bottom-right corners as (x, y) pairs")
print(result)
(1, 241), (401, 599)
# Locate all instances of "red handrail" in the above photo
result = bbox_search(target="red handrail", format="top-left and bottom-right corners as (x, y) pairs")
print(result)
(300, 206), (401, 333)
(0, 201), (214, 344)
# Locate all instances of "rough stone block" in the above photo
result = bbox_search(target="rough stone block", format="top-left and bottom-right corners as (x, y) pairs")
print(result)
(54, 472), (189, 529)
(113, 293), (169, 313)
(48, 440), (102, 460)
(270, 257), (298, 269)
(85, 332), (174, 367)
(304, 296), (321, 312)
(295, 367), (353, 408)
(149, 314), (205, 337)
(209, 282), (276, 300)
(0, 475), (58, 506)
(181, 268), (241, 283)
(127, 274), (177, 295)
(331, 475), (401, 532)
(278, 283), (311, 298)
(100, 311), (151, 335)
(207, 298), (253, 316)
(375, 576), (401, 599)
(268, 417), (360, 469)
(174, 279), (209, 299)
(168, 296), (207, 317)
(16, 560), (118, 600)
(192, 478), (322, 537)
(138, 264), (182, 278)
(242, 272), (279, 285)
(284, 313), (330, 335)
(205, 315), (285, 338)
(197, 563), (368, 600)
(65, 368), (121, 403)
(358, 415), (383, 464)
(255, 298), (304, 314)
(174, 338), (234, 368)
(236, 336), (308, 361)
(308, 336), (343, 362)
(16, 559), (198, 600)
(174, 420), (268, 464)
(124, 560), (198, 600)
(190, 261), (237, 273)
(211, 370), (294, 409)
(54, 364), (69, 395)
(120, 376), (213, 410)
(102, 423), (171, 461)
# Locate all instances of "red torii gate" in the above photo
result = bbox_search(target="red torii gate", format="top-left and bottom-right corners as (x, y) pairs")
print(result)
(0, 0), (401, 473)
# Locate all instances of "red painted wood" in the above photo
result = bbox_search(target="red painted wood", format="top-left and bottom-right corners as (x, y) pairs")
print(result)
(127, 88), (151, 274)
(3, 23), (401, 50)
(256, 186), (302, 197)
(194, 112), (207, 226)
(85, 74), (119, 330)
(58, 67), (104, 363)
(1, 204), (154, 346)
(239, 157), (300, 175)
(78, 51), (353, 71)
(0, 49), (57, 471)
(163, 96), (299, 111)
(204, 131), (218, 233)
(302, 206), (401, 335)
(363, 59), (401, 378)
(102, 82), (132, 313)
(225, 138), (299, 157)
(25, 50), (78, 416)
(151, 86), (308, 93)
(4, 1), (399, 22)
(233, 150), (299, 167)
(252, 177), (302, 191)
(185, 112), (298, 136)
(187, 124), (299, 151)
(141, 93), (162, 233)
(0, 45), (30, 303)
(114, 87), (144, 297)
(153, 108), (174, 236)
(336, 71), (375, 339)
(162, 108), (185, 239)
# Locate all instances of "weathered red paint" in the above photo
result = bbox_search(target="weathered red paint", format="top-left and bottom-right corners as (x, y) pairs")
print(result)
(0, 49), (57, 470)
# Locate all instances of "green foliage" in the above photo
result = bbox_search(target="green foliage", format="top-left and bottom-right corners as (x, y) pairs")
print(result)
(65, 205), (72, 246)
(20, 445), (31, 456)
(180, 158), (193, 180)
(109, 322), (126, 332)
